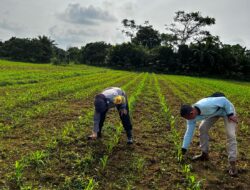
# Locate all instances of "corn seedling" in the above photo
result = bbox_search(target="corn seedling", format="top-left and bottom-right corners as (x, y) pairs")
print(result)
(62, 176), (89, 190)
(75, 151), (94, 172)
(13, 161), (25, 187)
(46, 137), (58, 151)
(27, 150), (48, 169)
(125, 179), (134, 190)
(154, 75), (204, 189)
(84, 178), (97, 190)
(240, 121), (249, 134)
(100, 155), (109, 171)
(133, 156), (145, 173)
(182, 164), (203, 190)
(106, 140), (115, 154)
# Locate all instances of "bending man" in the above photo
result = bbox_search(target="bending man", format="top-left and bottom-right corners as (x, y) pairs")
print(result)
(88, 87), (133, 144)
(180, 93), (238, 176)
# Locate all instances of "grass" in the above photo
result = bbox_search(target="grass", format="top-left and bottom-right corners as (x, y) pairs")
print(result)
(0, 60), (250, 189)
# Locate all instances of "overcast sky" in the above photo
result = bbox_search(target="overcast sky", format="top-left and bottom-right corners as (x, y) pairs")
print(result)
(0, 0), (249, 49)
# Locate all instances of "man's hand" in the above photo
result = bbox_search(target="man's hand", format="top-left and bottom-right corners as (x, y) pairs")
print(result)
(181, 148), (187, 155)
(228, 115), (238, 123)
(120, 109), (128, 116)
(88, 131), (97, 140)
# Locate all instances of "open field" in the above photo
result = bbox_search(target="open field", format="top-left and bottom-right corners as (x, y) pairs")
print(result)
(0, 60), (249, 190)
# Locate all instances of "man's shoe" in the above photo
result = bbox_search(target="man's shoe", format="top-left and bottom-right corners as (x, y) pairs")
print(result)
(229, 161), (238, 177)
(126, 130), (133, 144)
(127, 137), (133, 145)
(97, 132), (102, 138)
(192, 152), (209, 161)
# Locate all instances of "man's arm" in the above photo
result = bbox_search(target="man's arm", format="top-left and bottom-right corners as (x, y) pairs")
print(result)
(214, 97), (238, 123)
(93, 111), (101, 132)
(118, 95), (127, 111)
(119, 102), (127, 110)
(216, 97), (235, 116)
(182, 120), (196, 151)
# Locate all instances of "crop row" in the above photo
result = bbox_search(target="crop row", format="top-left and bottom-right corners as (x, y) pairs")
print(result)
(154, 74), (203, 190)
(160, 75), (250, 135)
(158, 76), (249, 189)
(2, 74), (147, 189)
(0, 73), (141, 166)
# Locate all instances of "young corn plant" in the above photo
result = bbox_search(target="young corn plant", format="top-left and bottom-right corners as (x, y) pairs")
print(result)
(240, 121), (249, 134)
(105, 132), (121, 154)
(125, 179), (134, 190)
(83, 74), (148, 186)
(46, 137), (58, 151)
(84, 178), (98, 190)
(60, 123), (76, 144)
(27, 150), (48, 170)
(62, 176), (94, 190)
(75, 150), (94, 173)
(13, 160), (25, 187)
(169, 117), (183, 162)
(182, 165), (203, 190)
(100, 155), (109, 171)
(132, 156), (145, 174)
(154, 75), (203, 189)
(128, 74), (148, 113)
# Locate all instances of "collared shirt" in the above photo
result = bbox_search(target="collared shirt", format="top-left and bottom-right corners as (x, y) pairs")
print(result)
(93, 87), (127, 132)
(182, 97), (235, 149)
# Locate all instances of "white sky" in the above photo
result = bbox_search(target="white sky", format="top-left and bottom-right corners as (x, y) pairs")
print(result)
(0, 0), (249, 49)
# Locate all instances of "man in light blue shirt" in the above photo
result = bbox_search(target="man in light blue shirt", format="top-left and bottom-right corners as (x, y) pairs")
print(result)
(180, 93), (238, 176)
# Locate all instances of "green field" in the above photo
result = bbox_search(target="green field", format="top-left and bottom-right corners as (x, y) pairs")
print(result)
(0, 60), (249, 190)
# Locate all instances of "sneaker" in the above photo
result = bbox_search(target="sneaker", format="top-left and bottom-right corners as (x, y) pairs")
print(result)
(192, 152), (209, 161)
(229, 161), (238, 177)
(127, 137), (133, 145)
(97, 132), (102, 138)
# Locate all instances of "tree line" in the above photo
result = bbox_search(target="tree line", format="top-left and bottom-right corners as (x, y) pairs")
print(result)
(0, 11), (249, 80)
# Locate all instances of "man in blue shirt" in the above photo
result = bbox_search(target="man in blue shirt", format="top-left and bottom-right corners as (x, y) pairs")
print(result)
(180, 94), (238, 176)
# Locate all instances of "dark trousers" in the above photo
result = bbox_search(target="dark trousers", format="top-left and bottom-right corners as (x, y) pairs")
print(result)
(98, 103), (132, 138)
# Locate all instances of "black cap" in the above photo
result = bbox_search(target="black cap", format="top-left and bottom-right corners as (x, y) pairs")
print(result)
(94, 94), (107, 113)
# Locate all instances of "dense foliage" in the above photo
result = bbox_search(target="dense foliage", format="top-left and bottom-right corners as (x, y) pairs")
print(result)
(0, 11), (249, 80)
(0, 36), (54, 63)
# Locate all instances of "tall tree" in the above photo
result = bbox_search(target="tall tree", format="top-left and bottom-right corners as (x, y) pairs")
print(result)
(121, 19), (138, 40)
(122, 20), (161, 49)
(67, 47), (80, 63)
(80, 42), (111, 65)
(190, 35), (221, 74)
(36, 35), (54, 62)
(132, 21), (161, 49)
(160, 33), (178, 47)
(51, 46), (68, 65)
(166, 11), (215, 45)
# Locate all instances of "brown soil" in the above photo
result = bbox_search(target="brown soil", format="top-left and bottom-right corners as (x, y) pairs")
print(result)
(158, 78), (250, 190)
